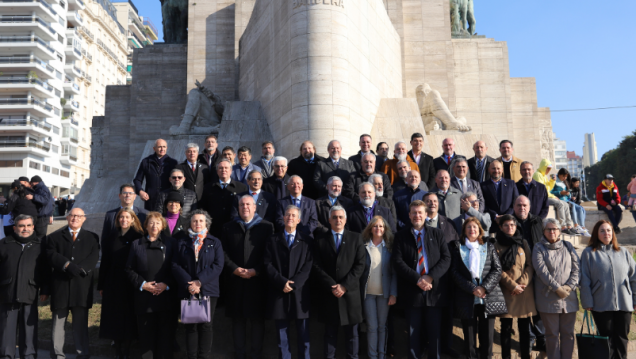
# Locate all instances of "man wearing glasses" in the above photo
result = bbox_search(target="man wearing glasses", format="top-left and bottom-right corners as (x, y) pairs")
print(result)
(153, 168), (198, 217)
(45, 208), (99, 359)
(0, 214), (50, 359)
(101, 183), (148, 241)
(460, 192), (492, 233)
(263, 157), (291, 200)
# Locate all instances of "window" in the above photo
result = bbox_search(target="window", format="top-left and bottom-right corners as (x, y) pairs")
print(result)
(52, 168), (60, 175)
(29, 161), (40, 170)
(0, 160), (23, 167)
(60, 170), (70, 178)
(43, 165), (51, 172)
(52, 145), (59, 153)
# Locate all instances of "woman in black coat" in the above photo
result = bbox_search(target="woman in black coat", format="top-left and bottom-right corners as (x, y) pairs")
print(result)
(98, 208), (144, 359)
(172, 210), (224, 359)
(125, 212), (177, 359)
(162, 191), (188, 238)
(450, 217), (505, 359)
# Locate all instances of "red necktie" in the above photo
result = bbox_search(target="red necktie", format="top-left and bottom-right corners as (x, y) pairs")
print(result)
(252, 192), (257, 196)
(191, 164), (196, 172)
(446, 156), (450, 165)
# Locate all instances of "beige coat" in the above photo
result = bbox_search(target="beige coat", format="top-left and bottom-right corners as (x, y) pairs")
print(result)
(494, 240), (537, 318)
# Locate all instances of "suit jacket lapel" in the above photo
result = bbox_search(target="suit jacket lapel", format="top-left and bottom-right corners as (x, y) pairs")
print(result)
(327, 232), (338, 254)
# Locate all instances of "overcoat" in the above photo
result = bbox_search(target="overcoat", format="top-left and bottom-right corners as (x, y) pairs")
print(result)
(494, 238), (536, 318)
(220, 219), (274, 318)
(172, 233), (224, 299)
(176, 160), (210, 200)
(311, 230), (366, 326)
(342, 170), (393, 202)
(45, 226), (100, 310)
(262, 174), (290, 200)
(287, 154), (327, 200)
(133, 154), (178, 210)
(0, 233), (49, 304)
(345, 202), (396, 234)
(162, 215), (189, 238)
(201, 180), (248, 237)
(315, 196), (354, 235)
(230, 190), (277, 223)
(264, 231), (313, 319)
(313, 158), (357, 198)
(407, 150), (436, 189)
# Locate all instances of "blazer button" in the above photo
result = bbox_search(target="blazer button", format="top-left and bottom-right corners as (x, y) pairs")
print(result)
(71, 257), (74, 260)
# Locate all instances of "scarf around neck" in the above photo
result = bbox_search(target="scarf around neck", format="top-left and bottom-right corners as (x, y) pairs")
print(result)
(541, 237), (563, 250)
(496, 229), (524, 272)
(12, 232), (36, 244)
(188, 228), (207, 261)
(465, 238), (481, 280)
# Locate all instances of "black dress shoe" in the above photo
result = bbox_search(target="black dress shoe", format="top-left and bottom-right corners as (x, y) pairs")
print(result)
(532, 340), (547, 352)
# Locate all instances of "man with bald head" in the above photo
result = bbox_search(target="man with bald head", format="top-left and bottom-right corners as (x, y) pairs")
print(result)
(480, 160), (519, 231)
(343, 153), (392, 201)
(46, 208), (99, 359)
(288, 140), (327, 200)
(467, 140), (495, 183)
(133, 138), (178, 210)
(313, 140), (357, 197)
(276, 175), (319, 238)
(433, 138), (464, 173)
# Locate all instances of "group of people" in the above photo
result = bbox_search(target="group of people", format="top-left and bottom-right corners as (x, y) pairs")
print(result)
(1, 132), (635, 359)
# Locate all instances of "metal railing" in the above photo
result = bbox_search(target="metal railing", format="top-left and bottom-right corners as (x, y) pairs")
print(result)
(0, 56), (55, 73)
(0, 118), (52, 131)
(0, 36), (54, 54)
(0, 139), (51, 151)
(143, 18), (158, 37)
(78, 26), (94, 40)
(0, 16), (56, 35)
(0, 97), (60, 115)
(0, 0), (58, 16)
(62, 115), (79, 126)
(0, 77), (54, 93)
(60, 0), (65, 7)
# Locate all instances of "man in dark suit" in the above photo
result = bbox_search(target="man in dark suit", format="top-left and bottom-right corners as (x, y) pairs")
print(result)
(348, 134), (382, 172)
(153, 168), (198, 216)
(408, 133), (436, 189)
(264, 205), (313, 359)
(451, 158), (484, 212)
(393, 170), (427, 230)
(375, 142), (389, 170)
(315, 176), (353, 235)
(422, 192), (459, 242)
(369, 174), (398, 225)
(231, 146), (262, 186)
(197, 134), (220, 169)
(433, 138), (463, 173)
(231, 170), (277, 223)
(176, 143), (209, 201)
(480, 160), (519, 231)
(430, 170), (463, 233)
(201, 159), (248, 237)
(101, 183), (148, 241)
(221, 195), (274, 359)
(516, 161), (549, 219)
(262, 156), (291, 200)
(467, 140), (495, 183)
(392, 200), (451, 359)
(275, 175), (319, 238)
(252, 141), (276, 178)
(311, 206), (366, 359)
(45, 208), (99, 359)
(343, 153), (393, 201)
(287, 140), (326, 200)
(133, 138), (178, 210)
(313, 140), (357, 198)
(345, 183), (396, 234)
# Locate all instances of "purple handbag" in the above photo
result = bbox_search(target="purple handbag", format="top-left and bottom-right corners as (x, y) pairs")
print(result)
(180, 295), (211, 324)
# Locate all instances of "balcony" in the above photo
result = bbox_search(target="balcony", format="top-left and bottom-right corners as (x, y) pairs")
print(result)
(0, 117), (52, 135)
(65, 27), (84, 43)
(0, 97), (60, 118)
(66, 10), (83, 27)
(61, 114), (78, 125)
(67, 0), (84, 10)
(0, 138), (52, 156)
(0, 35), (56, 60)
(0, 77), (56, 98)
(78, 26), (94, 42)
(64, 44), (82, 61)
(62, 98), (79, 110)
(143, 18), (159, 41)
(63, 78), (80, 95)
(0, 56), (56, 80)
(81, 48), (92, 62)
(0, 0), (58, 22)
(64, 63), (82, 78)
(0, 16), (57, 41)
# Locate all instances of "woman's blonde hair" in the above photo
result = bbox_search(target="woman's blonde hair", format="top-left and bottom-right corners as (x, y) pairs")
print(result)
(361, 216), (394, 251)
(144, 211), (167, 232)
(114, 208), (143, 234)
(462, 217), (485, 245)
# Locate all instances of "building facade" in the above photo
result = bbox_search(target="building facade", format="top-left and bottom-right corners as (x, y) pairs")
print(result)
(553, 134), (568, 170)
(583, 132), (598, 168)
(566, 151), (583, 178)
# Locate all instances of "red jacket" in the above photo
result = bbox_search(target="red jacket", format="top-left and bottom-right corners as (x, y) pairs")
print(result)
(596, 182), (621, 207)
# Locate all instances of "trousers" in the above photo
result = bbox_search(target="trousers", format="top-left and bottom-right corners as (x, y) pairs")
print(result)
(232, 318), (264, 359)
(34, 216), (48, 239)
(598, 204), (623, 229)
(541, 311), (576, 359)
(592, 310), (631, 359)
(569, 203), (586, 227)
(324, 323), (358, 359)
(275, 319), (310, 359)
(185, 297), (216, 359)
(460, 305), (494, 359)
(51, 307), (90, 359)
(549, 198), (573, 227)
(363, 295), (390, 359)
(500, 317), (531, 359)
(405, 306), (442, 359)
(0, 302), (38, 359)
(136, 311), (175, 359)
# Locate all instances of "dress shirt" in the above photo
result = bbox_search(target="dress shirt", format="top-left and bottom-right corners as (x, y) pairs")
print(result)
(522, 180), (532, 193)
(187, 161), (197, 171)
(328, 196), (338, 206)
(456, 177), (468, 192)
(425, 215), (439, 228)
(443, 154), (454, 164)
(291, 195), (303, 207)
(219, 179), (231, 188)
(68, 227), (82, 236)
(412, 152), (422, 165)
(492, 179), (501, 192)
(284, 229), (297, 246)
(331, 229), (344, 250)
(249, 189), (261, 200)
(331, 158), (340, 167)
(368, 240), (385, 249)
(305, 157), (315, 164)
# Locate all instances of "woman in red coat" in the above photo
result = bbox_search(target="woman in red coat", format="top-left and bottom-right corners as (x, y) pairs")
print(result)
(596, 174), (623, 233)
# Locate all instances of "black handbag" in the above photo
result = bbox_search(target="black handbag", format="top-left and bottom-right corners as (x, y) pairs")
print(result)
(576, 310), (610, 359)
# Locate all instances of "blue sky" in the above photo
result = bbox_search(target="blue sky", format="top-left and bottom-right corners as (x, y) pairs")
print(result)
(132, 0), (635, 158)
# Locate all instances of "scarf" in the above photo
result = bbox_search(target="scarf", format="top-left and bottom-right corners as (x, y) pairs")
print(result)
(496, 229), (524, 272)
(602, 180), (615, 193)
(465, 238), (481, 279)
(541, 236), (563, 250)
(12, 231), (36, 244)
(234, 213), (263, 230)
(188, 228), (207, 261)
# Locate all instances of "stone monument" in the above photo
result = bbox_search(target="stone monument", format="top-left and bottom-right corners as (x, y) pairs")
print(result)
(75, 0), (555, 234)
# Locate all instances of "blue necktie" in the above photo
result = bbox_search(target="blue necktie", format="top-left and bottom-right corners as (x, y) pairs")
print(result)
(335, 233), (341, 251)
(476, 159), (484, 181)
(294, 198), (301, 208)
(287, 234), (294, 247)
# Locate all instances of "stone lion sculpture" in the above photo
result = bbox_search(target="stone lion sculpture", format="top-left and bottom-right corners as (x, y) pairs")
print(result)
(416, 84), (471, 134)
(170, 80), (224, 136)
(450, 0), (476, 36)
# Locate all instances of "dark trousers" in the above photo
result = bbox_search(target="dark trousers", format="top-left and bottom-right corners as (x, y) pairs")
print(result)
(136, 311), (175, 359)
(324, 323), (358, 359)
(185, 297), (216, 359)
(275, 319), (310, 359)
(385, 308), (395, 355)
(232, 318), (264, 359)
(460, 305), (495, 359)
(599, 204), (623, 228)
(0, 302), (38, 359)
(405, 306), (442, 359)
(500, 317), (531, 359)
(592, 310), (631, 359)
(34, 216), (48, 239)
(440, 305), (455, 350)
(529, 314), (546, 346)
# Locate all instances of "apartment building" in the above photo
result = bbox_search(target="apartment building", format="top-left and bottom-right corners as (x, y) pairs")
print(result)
(553, 134), (568, 171)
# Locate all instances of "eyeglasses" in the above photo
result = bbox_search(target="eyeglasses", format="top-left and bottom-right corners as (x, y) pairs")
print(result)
(121, 192), (135, 196)
(544, 228), (560, 232)
(68, 215), (85, 219)
(171, 176), (184, 180)
(274, 165), (287, 169)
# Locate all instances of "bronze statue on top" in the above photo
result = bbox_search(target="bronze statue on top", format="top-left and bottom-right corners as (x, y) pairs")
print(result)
(161, 0), (188, 43)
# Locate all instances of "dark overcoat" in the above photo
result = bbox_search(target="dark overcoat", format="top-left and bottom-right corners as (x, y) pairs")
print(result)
(101, 206), (147, 241)
(97, 228), (142, 340)
(287, 154), (327, 200)
(264, 232), (313, 319)
(311, 230), (366, 326)
(230, 190), (277, 223)
(45, 227), (100, 310)
(407, 150), (436, 189)
(176, 160), (210, 201)
(172, 233), (224, 298)
(133, 154), (178, 210)
(342, 170), (393, 202)
(162, 215), (189, 238)
(345, 202), (396, 234)
(262, 174), (290, 200)
(0, 234), (49, 304)
(391, 227), (451, 308)
(314, 196), (353, 235)
(200, 180), (248, 237)
(312, 158), (357, 198)
(220, 219), (274, 318)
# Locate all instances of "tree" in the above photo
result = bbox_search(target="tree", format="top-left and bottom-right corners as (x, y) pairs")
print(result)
(585, 130), (636, 199)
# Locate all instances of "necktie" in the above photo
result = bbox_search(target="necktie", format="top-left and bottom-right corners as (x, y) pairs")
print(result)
(496, 181), (502, 204)
(416, 232), (426, 275)
(294, 198), (301, 208)
(72, 231), (77, 241)
(287, 234), (294, 247)
(334, 161), (339, 168)
(191, 164), (196, 172)
(335, 233), (341, 251)
(252, 192), (257, 196)
(446, 156), (451, 165)
(365, 207), (373, 224)
(476, 159), (484, 181)
(222, 183), (227, 189)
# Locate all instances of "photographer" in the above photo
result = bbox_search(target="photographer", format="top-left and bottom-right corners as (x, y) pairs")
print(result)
(0, 181), (38, 236)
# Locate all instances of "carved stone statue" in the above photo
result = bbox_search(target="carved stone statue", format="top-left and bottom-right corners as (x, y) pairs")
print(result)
(170, 80), (224, 136)
(450, 0), (475, 36)
(416, 84), (471, 134)
(540, 128), (555, 162)
(161, 0), (188, 43)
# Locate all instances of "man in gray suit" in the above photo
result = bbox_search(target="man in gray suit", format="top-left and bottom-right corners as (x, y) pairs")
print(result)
(231, 146), (262, 186)
(429, 170), (462, 233)
(252, 141), (275, 178)
(313, 140), (357, 198)
(450, 158), (485, 212)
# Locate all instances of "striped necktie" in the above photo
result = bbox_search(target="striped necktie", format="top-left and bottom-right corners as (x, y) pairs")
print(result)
(476, 159), (484, 181)
(416, 232), (426, 275)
